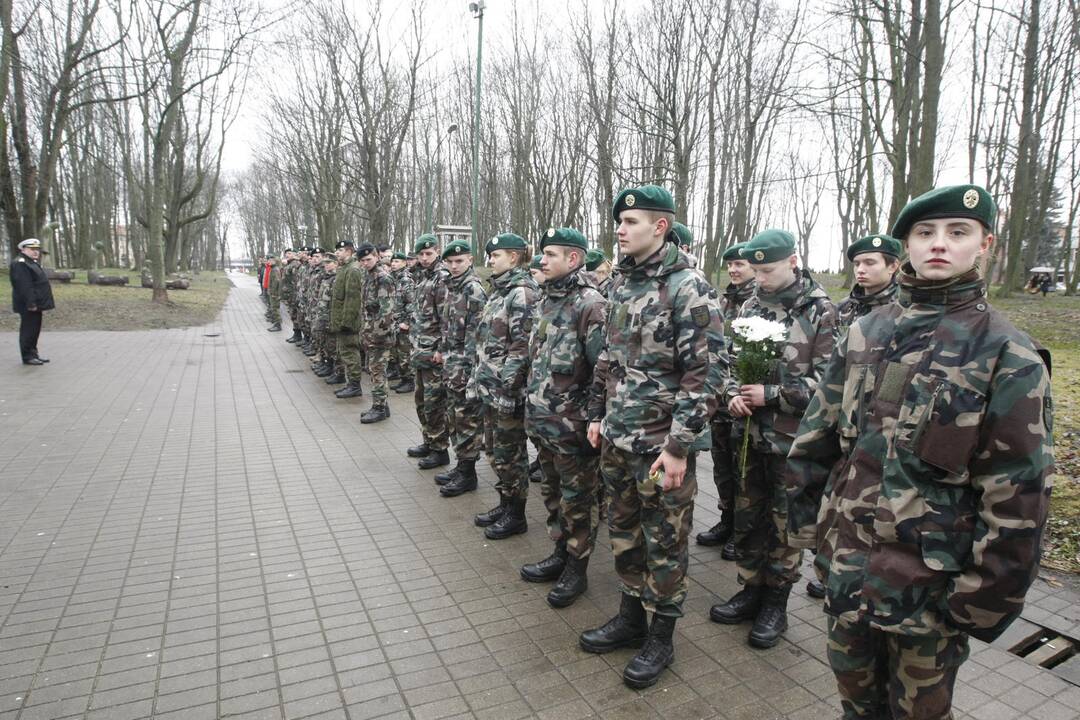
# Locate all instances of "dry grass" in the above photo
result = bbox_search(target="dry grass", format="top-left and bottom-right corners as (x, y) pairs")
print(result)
(0, 267), (233, 331)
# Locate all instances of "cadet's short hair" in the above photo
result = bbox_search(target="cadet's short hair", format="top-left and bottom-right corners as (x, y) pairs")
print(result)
(550, 245), (585, 269)
(646, 210), (676, 234)
(377, 244), (390, 253)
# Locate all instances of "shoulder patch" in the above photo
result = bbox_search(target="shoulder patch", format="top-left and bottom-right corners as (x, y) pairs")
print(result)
(690, 304), (710, 328)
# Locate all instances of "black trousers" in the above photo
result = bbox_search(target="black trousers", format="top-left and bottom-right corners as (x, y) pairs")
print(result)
(18, 311), (43, 360)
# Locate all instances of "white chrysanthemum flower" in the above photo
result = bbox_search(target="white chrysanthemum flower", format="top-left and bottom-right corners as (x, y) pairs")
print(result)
(731, 317), (787, 343)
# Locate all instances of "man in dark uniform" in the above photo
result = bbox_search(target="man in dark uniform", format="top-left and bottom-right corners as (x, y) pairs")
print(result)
(9, 238), (56, 365)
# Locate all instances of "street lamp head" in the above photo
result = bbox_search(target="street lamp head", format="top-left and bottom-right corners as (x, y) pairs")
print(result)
(448, 124), (459, 134)
(468, 1), (484, 17)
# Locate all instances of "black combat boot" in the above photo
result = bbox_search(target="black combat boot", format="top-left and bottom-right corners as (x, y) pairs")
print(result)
(695, 512), (733, 547)
(528, 458), (543, 483)
(709, 585), (763, 624)
(547, 554), (589, 608)
(721, 539), (742, 561)
(439, 459), (477, 497)
(579, 593), (648, 654)
(806, 579), (826, 599)
(335, 382), (363, 399)
(484, 498), (527, 539)
(386, 364), (401, 381)
(520, 541), (567, 582)
(286, 329), (302, 343)
(434, 463), (462, 486)
(474, 495), (508, 526)
(302, 344), (316, 356)
(407, 442), (431, 458)
(748, 585), (791, 649)
(394, 379), (414, 393)
(622, 615), (676, 689)
(324, 369), (346, 385)
(360, 403), (390, 424)
(268, 322), (282, 332)
(418, 449), (450, 469)
(314, 362), (334, 377)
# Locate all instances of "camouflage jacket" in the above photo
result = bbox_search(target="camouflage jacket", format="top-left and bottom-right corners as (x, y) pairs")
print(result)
(411, 261), (449, 369)
(392, 267), (416, 329)
(835, 279), (899, 330)
(361, 263), (397, 346)
(316, 270), (335, 327)
(724, 269), (837, 456)
(268, 263), (283, 299)
(468, 267), (540, 412)
(282, 260), (301, 303)
(588, 242), (727, 457)
(526, 268), (607, 454)
(440, 267), (487, 391)
(785, 266), (1054, 642)
(329, 257), (363, 334)
(720, 279), (756, 326)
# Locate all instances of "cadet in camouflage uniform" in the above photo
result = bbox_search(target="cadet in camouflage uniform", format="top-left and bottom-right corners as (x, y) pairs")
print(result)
(267, 255), (283, 331)
(581, 186), (726, 689)
(408, 234), (451, 470)
(328, 241), (364, 399)
(299, 251), (321, 356)
(282, 248), (305, 344)
(836, 233), (901, 330)
(711, 230), (837, 649)
(390, 252), (416, 394)
(436, 239), (488, 497)
(585, 248), (613, 297)
(312, 257), (338, 378)
(520, 228), (607, 608)
(468, 233), (539, 538)
(786, 185), (1054, 720)
(356, 243), (396, 423)
(697, 242), (755, 559)
(528, 253), (545, 286)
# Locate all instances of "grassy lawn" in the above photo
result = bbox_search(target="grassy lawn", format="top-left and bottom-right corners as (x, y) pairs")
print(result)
(821, 274), (1080, 574)
(0, 267), (234, 332)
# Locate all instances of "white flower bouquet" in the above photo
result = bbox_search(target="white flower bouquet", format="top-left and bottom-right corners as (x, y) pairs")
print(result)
(731, 316), (788, 475)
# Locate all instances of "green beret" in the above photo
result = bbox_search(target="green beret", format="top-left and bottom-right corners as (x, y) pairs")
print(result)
(441, 239), (472, 260)
(847, 234), (902, 262)
(672, 222), (693, 248)
(891, 184), (996, 240)
(585, 248), (607, 271)
(392, 251), (407, 261)
(485, 233), (528, 255)
(266, 253), (276, 259)
(721, 243), (747, 263)
(529, 254), (544, 270)
(413, 233), (438, 254)
(539, 227), (588, 252)
(742, 229), (796, 265)
(612, 185), (676, 222)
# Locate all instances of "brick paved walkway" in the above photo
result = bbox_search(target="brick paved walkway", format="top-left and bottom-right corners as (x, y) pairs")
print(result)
(0, 274), (1077, 720)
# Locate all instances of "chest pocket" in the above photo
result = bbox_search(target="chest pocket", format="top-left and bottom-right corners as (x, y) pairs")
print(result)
(897, 374), (986, 482)
(544, 331), (579, 375)
(628, 302), (675, 371)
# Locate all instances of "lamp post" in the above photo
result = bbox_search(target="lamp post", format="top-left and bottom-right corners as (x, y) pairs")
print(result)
(468, 0), (485, 255)
(426, 124), (459, 233)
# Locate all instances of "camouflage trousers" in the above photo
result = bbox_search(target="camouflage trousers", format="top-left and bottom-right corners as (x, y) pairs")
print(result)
(538, 445), (600, 559)
(601, 441), (697, 618)
(392, 332), (411, 376)
(268, 296), (281, 324)
(336, 332), (363, 384)
(445, 388), (483, 460)
(365, 342), (390, 406)
(734, 448), (803, 589)
(827, 616), (969, 720)
(414, 367), (449, 451)
(482, 404), (529, 501)
(710, 416), (736, 512)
